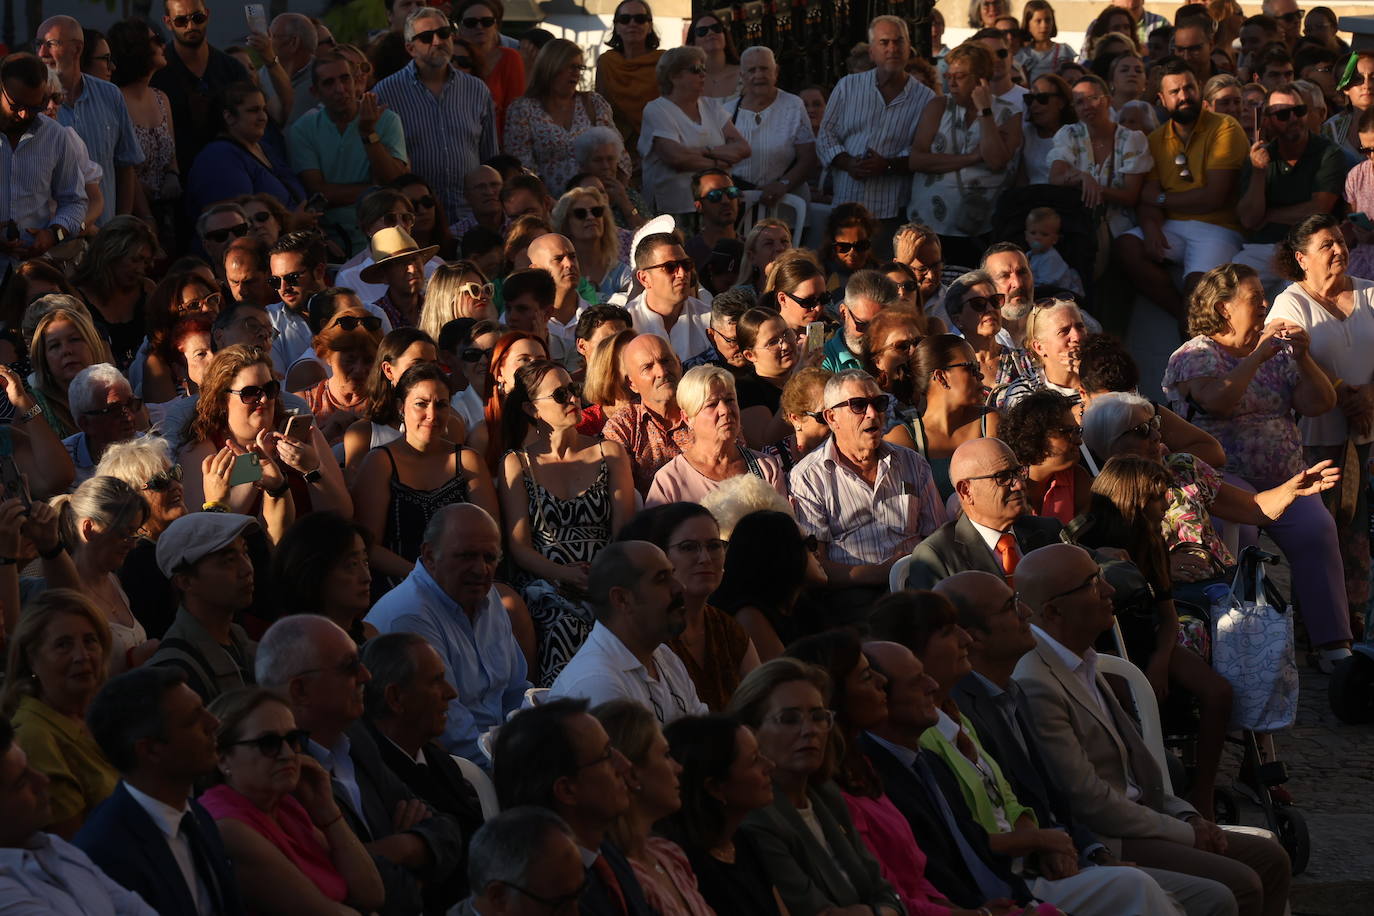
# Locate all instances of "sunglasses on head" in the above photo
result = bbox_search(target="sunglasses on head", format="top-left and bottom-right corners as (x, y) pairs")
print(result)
(229, 728), (310, 758)
(169, 10), (208, 27)
(204, 222), (249, 244)
(1265, 104), (1307, 121)
(960, 292), (1005, 313)
(414, 25), (457, 42)
(699, 186), (740, 203)
(828, 394), (890, 415)
(460, 345), (492, 363)
(331, 314), (383, 332)
(228, 380), (281, 404)
(833, 239), (871, 254)
(573, 205), (606, 220)
(616, 12), (651, 24)
(269, 270), (308, 290)
(694, 21), (725, 36)
(460, 16), (495, 28)
(532, 383), (580, 406)
(144, 464), (184, 492)
(458, 281), (494, 300)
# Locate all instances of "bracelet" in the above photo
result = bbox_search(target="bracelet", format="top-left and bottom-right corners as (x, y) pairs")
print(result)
(262, 481), (291, 499)
(317, 811), (345, 830)
(12, 403), (42, 424)
(202, 500), (229, 513)
(38, 539), (66, 560)
(263, 57), (278, 66)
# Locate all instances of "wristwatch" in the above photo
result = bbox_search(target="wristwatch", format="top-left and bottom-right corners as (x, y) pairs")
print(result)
(303, 467), (323, 484)
(979, 107), (994, 118)
(1155, 191), (1167, 206)
(362, 131), (380, 145)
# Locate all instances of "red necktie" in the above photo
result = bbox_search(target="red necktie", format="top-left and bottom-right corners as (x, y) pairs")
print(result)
(995, 532), (1021, 582)
(592, 854), (630, 916)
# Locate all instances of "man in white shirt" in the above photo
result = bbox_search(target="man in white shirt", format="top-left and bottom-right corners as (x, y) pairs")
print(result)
(549, 540), (708, 723)
(973, 28), (1029, 108)
(624, 232), (712, 364)
(528, 233), (590, 367)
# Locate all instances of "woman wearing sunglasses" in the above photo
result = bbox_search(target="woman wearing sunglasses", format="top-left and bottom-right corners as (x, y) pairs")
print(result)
(497, 359), (635, 684)
(940, 272), (1035, 402)
(391, 173), (456, 261)
(140, 271), (224, 404)
(203, 687), (383, 915)
(683, 12), (739, 103)
(554, 186), (632, 302)
(237, 192), (292, 247)
(822, 204), (878, 292)
(1020, 74), (1074, 186)
(455, 0), (525, 138)
(185, 81), (305, 221)
(421, 262), (497, 341)
(761, 248), (827, 345)
(302, 305), (384, 445)
(595, 0), (663, 154)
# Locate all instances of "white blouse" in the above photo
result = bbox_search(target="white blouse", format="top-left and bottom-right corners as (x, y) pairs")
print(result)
(728, 90), (815, 190)
(638, 95), (731, 215)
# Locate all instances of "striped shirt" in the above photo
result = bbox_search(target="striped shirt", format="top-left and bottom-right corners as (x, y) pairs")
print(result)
(0, 114), (87, 261)
(815, 70), (935, 219)
(372, 62), (497, 221)
(54, 74), (143, 227)
(789, 436), (947, 566)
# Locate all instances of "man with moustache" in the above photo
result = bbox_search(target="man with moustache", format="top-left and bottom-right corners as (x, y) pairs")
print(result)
(548, 540), (708, 723)
(1117, 57), (1249, 334)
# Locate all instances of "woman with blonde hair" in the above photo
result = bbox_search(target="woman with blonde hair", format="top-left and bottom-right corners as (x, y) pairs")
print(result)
(421, 261), (496, 340)
(71, 215), (161, 373)
(3, 589), (118, 838)
(737, 219), (792, 290)
(506, 38), (628, 199)
(554, 185), (630, 301)
(579, 326), (636, 435)
(29, 299), (115, 438)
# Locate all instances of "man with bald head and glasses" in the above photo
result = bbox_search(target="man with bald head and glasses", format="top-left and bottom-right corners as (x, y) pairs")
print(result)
(906, 437), (1064, 590)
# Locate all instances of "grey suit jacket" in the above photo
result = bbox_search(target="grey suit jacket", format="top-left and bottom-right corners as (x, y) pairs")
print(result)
(906, 513), (1064, 590)
(1012, 633), (1196, 856)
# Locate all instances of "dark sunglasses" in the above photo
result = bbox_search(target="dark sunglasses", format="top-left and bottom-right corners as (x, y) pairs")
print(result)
(461, 345), (492, 363)
(828, 394), (890, 415)
(1117, 413), (1163, 440)
(643, 258), (694, 275)
(204, 222), (249, 244)
(615, 13), (651, 24)
(169, 10), (208, 27)
(803, 409), (829, 425)
(833, 239), (872, 254)
(960, 293), (1005, 313)
(409, 195), (435, 209)
(1361, 144), (1374, 156)
(229, 728), (309, 758)
(332, 315), (383, 332)
(1053, 423), (1084, 442)
(414, 25), (456, 43)
(694, 22), (725, 36)
(894, 280), (919, 294)
(459, 16), (495, 28)
(532, 383), (580, 406)
(1174, 152), (1194, 182)
(994, 47), (1009, 58)
(84, 397), (142, 418)
(573, 205), (605, 220)
(1265, 104), (1308, 121)
(269, 270), (308, 290)
(802, 534), (819, 552)
(1024, 91), (1059, 105)
(937, 360), (983, 377)
(782, 289), (824, 311)
(228, 380), (281, 404)
(248, 210), (275, 224)
(144, 463), (183, 492)
(699, 186), (741, 203)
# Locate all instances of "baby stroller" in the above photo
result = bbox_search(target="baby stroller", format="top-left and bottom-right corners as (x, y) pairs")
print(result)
(1100, 546), (1311, 874)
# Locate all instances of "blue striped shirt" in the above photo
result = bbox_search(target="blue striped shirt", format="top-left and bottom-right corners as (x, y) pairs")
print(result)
(372, 62), (497, 220)
(54, 74), (143, 227)
(0, 114), (87, 260)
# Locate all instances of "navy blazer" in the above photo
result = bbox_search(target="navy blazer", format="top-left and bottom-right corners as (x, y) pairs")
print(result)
(75, 781), (245, 916)
(582, 840), (655, 916)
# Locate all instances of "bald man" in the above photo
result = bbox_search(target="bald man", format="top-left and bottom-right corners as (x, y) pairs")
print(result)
(528, 233), (588, 365)
(366, 503), (529, 764)
(1013, 545), (1291, 916)
(602, 333), (692, 495)
(906, 438), (1063, 590)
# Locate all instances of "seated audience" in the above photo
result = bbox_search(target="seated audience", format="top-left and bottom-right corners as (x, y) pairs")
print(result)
(269, 511), (376, 644)
(141, 271), (225, 403)
(625, 232), (712, 362)
(940, 272), (1035, 403)
(579, 326), (637, 437)
(1000, 390), (1092, 524)
(29, 300), (115, 439)
(64, 364), (141, 485)
(482, 330), (552, 471)
(460, 807), (588, 914)
(713, 509), (825, 662)
(823, 270), (900, 374)
(763, 366), (832, 473)
(361, 226), (437, 330)
(736, 306), (802, 448)
(602, 333), (692, 495)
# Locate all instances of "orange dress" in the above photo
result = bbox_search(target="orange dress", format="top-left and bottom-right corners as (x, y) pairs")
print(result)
(483, 47), (525, 141)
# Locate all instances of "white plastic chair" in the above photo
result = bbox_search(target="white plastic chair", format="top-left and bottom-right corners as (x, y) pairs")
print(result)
(802, 201), (831, 251)
(888, 555), (912, 593)
(452, 755), (500, 820)
(739, 189), (808, 244)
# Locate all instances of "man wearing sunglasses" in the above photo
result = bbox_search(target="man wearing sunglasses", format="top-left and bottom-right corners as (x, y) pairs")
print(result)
(824, 270), (899, 372)
(1261, 0), (1302, 49)
(266, 231), (329, 372)
(906, 437), (1064, 590)
(373, 7), (497, 223)
(66, 363), (142, 485)
(1233, 84), (1343, 289)
(463, 809), (588, 916)
(971, 28), (1028, 107)
(1118, 58), (1247, 336)
(196, 202), (251, 275)
(626, 232), (712, 364)
(683, 169), (740, 277)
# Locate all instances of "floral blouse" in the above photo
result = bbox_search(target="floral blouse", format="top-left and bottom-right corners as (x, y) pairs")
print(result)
(1047, 122), (1154, 236)
(1162, 335), (1304, 483)
(1163, 451), (1234, 566)
(504, 92), (631, 199)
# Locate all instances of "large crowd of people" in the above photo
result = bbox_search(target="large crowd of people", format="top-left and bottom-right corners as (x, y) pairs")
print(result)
(0, 0), (1365, 912)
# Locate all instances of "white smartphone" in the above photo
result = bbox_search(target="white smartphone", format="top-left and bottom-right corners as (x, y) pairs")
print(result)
(244, 3), (268, 36)
(805, 320), (826, 355)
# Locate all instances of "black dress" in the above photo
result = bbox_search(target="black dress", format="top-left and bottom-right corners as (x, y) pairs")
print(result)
(681, 830), (784, 916)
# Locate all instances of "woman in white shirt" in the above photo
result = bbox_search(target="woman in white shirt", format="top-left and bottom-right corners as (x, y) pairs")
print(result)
(728, 46), (817, 205)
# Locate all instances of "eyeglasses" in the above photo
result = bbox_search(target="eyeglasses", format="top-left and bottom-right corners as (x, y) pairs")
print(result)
(331, 314), (383, 332)
(84, 396), (142, 418)
(642, 258), (693, 275)
(144, 464), (184, 492)
(228, 728), (309, 757)
(91, 53), (113, 65)
(460, 345), (492, 363)
(768, 707), (835, 728)
(576, 743), (617, 770)
(833, 239), (872, 254)
(781, 289), (824, 311)
(699, 185), (740, 203)
(695, 22), (725, 36)
(459, 16), (495, 28)
(381, 211), (416, 228)
(178, 292), (222, 314)
(458, 281), (494, 301)
(501, 878), (588, 915)
(169, 11), (208, 28)
(669, 537), (727, 555)
(960, 293), (1005, 313)
(409, 194), (435, 209)
(964, 465), (1030, 487)
(1174, 153), (1193, 182)
(296, 654), (365, 679)
(203, 222), (249, 244)
(802, 409), (828, 425)
(1045, 569), (1103, 604)
(1116, 413), (1163, 440)
(827, 394), (890, 415)
(877, 336), (918, 356)
(532, 383), (580, 406)
(228, 380), (281, 404)
(1265, 104), (1308, 122)
(1052, 423), (1084, 442)
(758, 328), (798, 352)
(269, 270), (309, 290)
(572, 205), (605, 220)
(894, 280), (919, 294)
(1072, 93), (1105, 107)
(615, 13), (651, 24)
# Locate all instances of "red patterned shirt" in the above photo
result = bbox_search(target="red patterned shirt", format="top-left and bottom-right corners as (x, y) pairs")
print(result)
(602, 403), (692, 496)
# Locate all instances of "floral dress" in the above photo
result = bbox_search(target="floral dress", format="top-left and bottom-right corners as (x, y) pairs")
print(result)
(133, 91), (177, 201)
(1162, 451), (1234, 566)
(504, 92), (631, 198)
(1047, 122), (1154, 236)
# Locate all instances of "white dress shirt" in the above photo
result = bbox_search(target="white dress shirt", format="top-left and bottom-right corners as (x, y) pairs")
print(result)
(122, 782), (213, 916)
(548, 621), (708, 724)
(623, 293), (712, 364)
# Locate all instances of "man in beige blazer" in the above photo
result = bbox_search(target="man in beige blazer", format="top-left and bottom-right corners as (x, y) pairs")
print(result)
(1012, 544), (1291, 916)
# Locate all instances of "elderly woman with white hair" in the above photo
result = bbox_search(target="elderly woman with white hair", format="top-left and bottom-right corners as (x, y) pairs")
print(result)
(646, 365), (785, 507)
(730, 46), (817, 206)
(574, 125), (647, 229)
(1000, 297), (1088, 408)
(639, 45), (750, 220)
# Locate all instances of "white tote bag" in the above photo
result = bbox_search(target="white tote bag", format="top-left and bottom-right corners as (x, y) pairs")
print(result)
(1209, 564), (1300, 733)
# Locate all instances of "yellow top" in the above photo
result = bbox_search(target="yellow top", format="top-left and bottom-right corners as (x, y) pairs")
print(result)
(1146, 107), (1249, 231)
(12, 693), (119, 829)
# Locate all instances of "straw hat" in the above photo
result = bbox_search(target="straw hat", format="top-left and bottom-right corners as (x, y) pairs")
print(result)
(360, 226), (439, 283)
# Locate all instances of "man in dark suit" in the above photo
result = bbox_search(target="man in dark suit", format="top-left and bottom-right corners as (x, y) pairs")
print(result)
(493, 698), (655, 916)
(256, 615), (467, 915)
(77, 667), (245, 916)
(907, 438), (1063, 590)
(860, 640), (1032, 911)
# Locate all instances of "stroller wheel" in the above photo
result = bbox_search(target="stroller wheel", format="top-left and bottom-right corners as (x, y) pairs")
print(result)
(1274, 806), (1310, 875)
(1329, 653), (1374, 724)
(1213, 786), (1240, 825)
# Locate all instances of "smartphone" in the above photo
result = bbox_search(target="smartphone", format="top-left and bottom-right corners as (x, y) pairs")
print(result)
(283, 412), (314, 443)
(244, 3), (268, 36)
(0, 456), (30, 509)
(1252, 105), (1261, 140)
(228, 452), (263, 487)
(805, 320), (826, 355)
(305, 192), (329, 214)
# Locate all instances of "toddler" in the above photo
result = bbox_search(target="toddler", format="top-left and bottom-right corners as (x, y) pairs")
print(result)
(1025, 207), (1084, 296)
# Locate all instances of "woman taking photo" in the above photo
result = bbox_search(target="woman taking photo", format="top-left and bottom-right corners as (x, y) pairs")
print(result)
(685, 11), (740, 103)
(736, 307), (801, 448)
(1001, 389), (1092, 523)
(506, 38), (626, 199)
(763, 366), (832, 473)
(352, 362), (498, 592)
(553, 186), (631, 302)
(639, 45), (750, 221)
(455, 0), (525, 137)
(662, 715), (786, 915)
(186, 82), (305, 217)
(728, 658), (904, 916)
(648, 366), (785, 506)
(1049, 74), (1152, 237)
(731, 47), (816, 206)
(271, 512), (376, 645)
(619, 502), (759, 711)
(713, 509), (826, 662)
(498, 359), (634, 684)
(1021, 74), (1075, 186)
(71, 217), (160, 374)
(28, 300), (114, 438)
(595, 0), (664, 155)
(761, 249), (827, 344)
(203, 688), (384, 914)
(3, 589), (118, 838)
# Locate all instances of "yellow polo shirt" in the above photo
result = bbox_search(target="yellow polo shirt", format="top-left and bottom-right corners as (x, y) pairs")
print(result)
(1146, 108), (1249, 231)
(12, 694), (119, 828)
